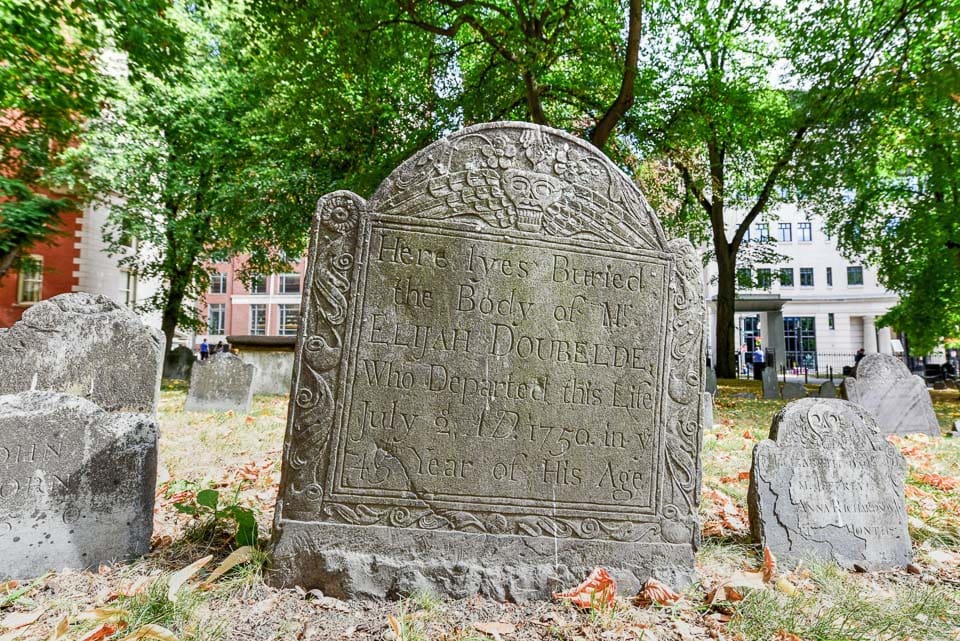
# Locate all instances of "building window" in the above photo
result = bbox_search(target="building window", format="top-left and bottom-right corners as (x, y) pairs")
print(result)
(798, 222), (813, 242)
(16, 256), (43, 304)
(742, 227), (751, 242)
(737, 268), (752, 288)
(279, 273), (300, 294)
(278, 304), (300, 336)
(209, 272), (227, 294)
(757, 268), (772, 289)
(800, 267), (814, 287)
(207, 303), (226, 335)
(777, 223), (792, 242)
(249, 274), (268, 294)
(779, 267), (794, 287)
(755, 223), (769, 241)
(828, 313), (835, 330)
(784, 316), (817, 370)
(847, 265), (864, 286)
(826, 267), (833, 286)
(249, 304), (266, 335)
(121, 271), (137, 307)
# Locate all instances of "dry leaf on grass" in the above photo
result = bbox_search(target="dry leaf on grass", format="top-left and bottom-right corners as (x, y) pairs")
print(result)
(916, 474), (958, 491)
(78, 624), (121, 641)
(774, 631), (803, 641)
(635, 578), (682, 607)
(203, 547), (253, 586)
(46, 616), (69, 641)
(1, 608), (46, 630)
(77, 607), (130, 622)
(472, 621), (516, 641)
(762, 546), (777, 582)
(0, 582), (18, 596)
(117, 625), (179, 641)
(552, 568), (616, 608)
(705, 584), (743, 605)
(168, 555), (213, 602)
(386, 614), (401, 638)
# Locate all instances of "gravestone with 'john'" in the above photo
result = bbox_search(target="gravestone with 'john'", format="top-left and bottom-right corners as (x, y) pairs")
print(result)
(269, 122), (707, 600)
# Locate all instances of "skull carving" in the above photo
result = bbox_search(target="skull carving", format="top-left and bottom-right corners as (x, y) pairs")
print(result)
(503, 169), (563, 232)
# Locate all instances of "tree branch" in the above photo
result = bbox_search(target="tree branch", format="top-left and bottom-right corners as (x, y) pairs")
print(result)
(590, 0), (642, 149)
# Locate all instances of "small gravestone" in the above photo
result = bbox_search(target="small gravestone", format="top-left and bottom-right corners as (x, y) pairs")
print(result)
(749, 398), (911, 570)
(704, 393), (714, 430)
(705, 368), (717, 395)
(184, 353), (254, 412)
(841, 354), (940, 437)
(270, 122), (706, 600)
(0, 294), (163, 413)
(781, 382), (806, 399)
(818, 380), (836, 398)
(163, 346), (195, 381)
(0, 391), (157, 579)
(761, 367), (779, 399)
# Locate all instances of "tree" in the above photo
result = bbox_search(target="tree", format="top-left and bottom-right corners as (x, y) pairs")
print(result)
(0, 0), (182, 279)
(631, 0), (937, 377)
(807, 8), (960, 355)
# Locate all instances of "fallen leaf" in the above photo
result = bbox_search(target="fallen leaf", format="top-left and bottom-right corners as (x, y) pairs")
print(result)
(47, 616), (69, 641)
(78, 624), (119, 641)
(167, 555), (213, 602)
(0, 582), (18, 596)
(916, 474), (958, 491)
(742, 430), (754, 439)
(774, 631), (802, 641)
(635, 578), (681, 607)
(386, 614), (401, 638)
(724, 570), (766, 590)
(738, 471), (750, 481)
(775, 577), (797, 595)
(472, 621), (516, 641)
(763, 546), (777, 582)
(552, 568), (616, 609)
(117, 625), (179, 641)
(77, 608), (129, 622)
(203, 547), (253, 586)
(706, 584), (743, 604)
(1, 608), (46, 631)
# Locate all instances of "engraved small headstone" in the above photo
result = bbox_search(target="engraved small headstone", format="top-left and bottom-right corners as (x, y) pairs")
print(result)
(0, 391), (157, 579)
(163, 345), (195, 381)
(749, 398), (911, 570)
(841, 354), (940, 437)
(818, 380), (836, 398)
(184, 353), (254, 412)
(269, 122), (706, 600)
(0, 293), (163, 413)
(781, 382), (806, 399)
(761, 367), (779, 399)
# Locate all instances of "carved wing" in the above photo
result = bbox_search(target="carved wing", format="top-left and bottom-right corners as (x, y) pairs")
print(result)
(426, 169), (513, 228)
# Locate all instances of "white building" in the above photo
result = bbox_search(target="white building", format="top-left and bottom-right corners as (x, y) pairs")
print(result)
(703, 203), (901, 375)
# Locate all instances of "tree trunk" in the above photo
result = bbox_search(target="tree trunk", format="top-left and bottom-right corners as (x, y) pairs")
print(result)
(160, 270), (191, 355)
(0, 247), (22, 282)
(714, 245), (738, 378)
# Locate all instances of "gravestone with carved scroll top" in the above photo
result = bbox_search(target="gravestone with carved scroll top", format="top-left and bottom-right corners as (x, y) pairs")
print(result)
(269, 122), (706, 600)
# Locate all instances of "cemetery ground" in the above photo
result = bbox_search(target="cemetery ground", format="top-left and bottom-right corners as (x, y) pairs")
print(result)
(2, 382), (958, 641)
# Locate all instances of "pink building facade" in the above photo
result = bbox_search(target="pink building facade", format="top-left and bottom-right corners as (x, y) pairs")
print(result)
(198, 257), (307, 346)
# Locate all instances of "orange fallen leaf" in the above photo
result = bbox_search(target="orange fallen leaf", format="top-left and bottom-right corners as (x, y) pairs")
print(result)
(386, 614), (401, 638)
(742, 431), (754, 439)
(552, 568), (616, 609)
(774, 631), (802, 641)
(0, 581), (18, 595)
(916, 474), (959, 491)
(738, 471), (750, 481)
(706, 584), (743, 604)
(635, 578), (681, 607)
(78, 623), (120, 641)
(763, 546), (777, 583)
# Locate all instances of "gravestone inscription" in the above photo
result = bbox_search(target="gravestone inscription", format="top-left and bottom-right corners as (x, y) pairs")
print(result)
(270, 122), (706, 600)
(841, 354), (940, 437)
(761, 366), (779, 399)
(0, 294), (163, 413)
(0, 391), (157, 579)
(185, 353), (254, 412)
(749, 398), (911, 570)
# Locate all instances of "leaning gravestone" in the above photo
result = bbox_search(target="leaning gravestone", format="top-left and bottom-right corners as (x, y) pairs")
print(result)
(163, 345), (195, 381)
(270, 122), (706, 600)
(761, 366), (779, 399)
(184, 353), (254, 412)
(781, 382), (806, 399)
(0, 294), (163, 413)
(749, 398), (911, 570)
(841, 354), (940, 437)
(0, 391), (157, 579)
(817, 380), (836, 398)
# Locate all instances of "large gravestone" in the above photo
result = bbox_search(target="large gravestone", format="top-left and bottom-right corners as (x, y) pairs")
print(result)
(270, 122), (706, 600)
(749, 398), (911, 570)
(761, 367), (779, 399)
(841, 354), (940, 437)
(0, 294), (163, 413)
(0, 391), (157, 579)
(163, 345), (195, 381)
(184, 353), (254, 412)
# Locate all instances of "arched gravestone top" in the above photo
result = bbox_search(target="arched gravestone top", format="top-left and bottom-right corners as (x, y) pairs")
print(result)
(749, 398), (911, 570)
(842, 353), (939, 437)
(0, 293), (163, 413)
(271, 122), (706, 600)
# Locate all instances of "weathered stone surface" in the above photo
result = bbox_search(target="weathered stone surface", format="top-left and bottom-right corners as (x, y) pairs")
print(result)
(703, 393), (714, 430)
(185, 353), (254, 412)
(762, 367), (779, 399)
(228, 336), (296, 395)
(0, 294), (163, 413)
(269, 122), (706, 600)
(749, 398), (911, 570)
(705, 368), (717, 395)
(163, 346), (195, 381)
(841, 354), (940, 437)
(0, 391), (157, 579)
(781, 382), (806, 399)
(818, 381), (837, 398)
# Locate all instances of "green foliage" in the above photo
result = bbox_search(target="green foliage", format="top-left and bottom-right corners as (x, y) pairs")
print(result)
(171, 484), (259, 548)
